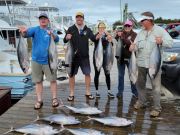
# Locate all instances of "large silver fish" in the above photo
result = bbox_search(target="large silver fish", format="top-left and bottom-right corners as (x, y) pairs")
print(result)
(104, 42), (114, 74)
(95, 38), (103, 71)
(3, 124), (59, 135)
(37, 114), (80, 125)
(64, 105), (103, 115)
(86, 116), (133, 127)
(65, 41), (75, 76)
(64, 128), (105, 135)
(115, 38), (123, 60)
(149, 45), (161, 79)
(48, 35), (58, 74)
(129, 51), (138, 84)
(17, 34), (30, 74)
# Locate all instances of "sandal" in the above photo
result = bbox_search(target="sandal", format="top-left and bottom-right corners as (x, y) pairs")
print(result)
(52, 98), (59, 107)
(150, 110), (161, 117)
(67, 96), (74, 101)
(34, 101), (43, 110)
(85, 94), (94, 100)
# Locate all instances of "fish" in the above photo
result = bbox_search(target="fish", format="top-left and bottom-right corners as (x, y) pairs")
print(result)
(103, 42), (114, 74)
(48, 35), (58, 74)
(17, 34), (30, 74)
(149, 45), (161, 79)
(115, 38), (123, 60)
(129, 51), (138, 84)
(64, 105), (103, 115)
(37, 114), (80, 125)
(3, 124), (59, 135)
(65, 41), (75, 77)
(95, 38), (103, 71)
(86, 116), (133, 127)
(63, 128), (105, 135)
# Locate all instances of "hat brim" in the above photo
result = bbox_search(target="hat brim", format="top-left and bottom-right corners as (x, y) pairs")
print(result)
(39, 16), (49, 19)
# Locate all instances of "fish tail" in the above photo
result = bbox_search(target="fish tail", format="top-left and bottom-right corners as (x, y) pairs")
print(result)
(84, 116), (93, 122)
(2, 127), (14, 135)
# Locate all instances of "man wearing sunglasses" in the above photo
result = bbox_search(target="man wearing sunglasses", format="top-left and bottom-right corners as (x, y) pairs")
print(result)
(129, 11), (173, 117)
(115, 20), (138, 99)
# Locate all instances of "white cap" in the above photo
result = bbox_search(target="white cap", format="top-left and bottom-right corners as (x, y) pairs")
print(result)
(137, 15), (154, 22)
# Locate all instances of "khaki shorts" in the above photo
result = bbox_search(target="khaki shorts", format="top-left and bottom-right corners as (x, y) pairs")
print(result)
(31, 61), (57, 83)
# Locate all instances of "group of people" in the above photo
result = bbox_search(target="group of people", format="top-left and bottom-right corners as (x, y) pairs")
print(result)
(19, 11), (173, 117)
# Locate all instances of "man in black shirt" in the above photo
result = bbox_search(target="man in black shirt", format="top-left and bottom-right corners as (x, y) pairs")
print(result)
(64, 12), (100, 101)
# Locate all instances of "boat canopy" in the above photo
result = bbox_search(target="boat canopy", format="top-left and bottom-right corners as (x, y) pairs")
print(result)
(0, 0), (27, 5)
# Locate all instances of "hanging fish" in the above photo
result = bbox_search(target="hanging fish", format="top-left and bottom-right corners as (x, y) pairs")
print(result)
(65, 41), (75, 77)
(95, 38), (103, 71)
(48, 35), (58, 74)
(115, 38), (123, 60)
(17, 34), (30, 74)
(103, 42), (114, 74)
(149, 45), (161, 79)
(129, 51), (138, 84)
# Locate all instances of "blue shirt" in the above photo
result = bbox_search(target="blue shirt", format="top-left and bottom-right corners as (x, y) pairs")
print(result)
(26, 26), (59, 64)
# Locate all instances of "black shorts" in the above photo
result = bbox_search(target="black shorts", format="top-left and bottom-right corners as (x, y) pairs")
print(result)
(70, 58), (91, 76)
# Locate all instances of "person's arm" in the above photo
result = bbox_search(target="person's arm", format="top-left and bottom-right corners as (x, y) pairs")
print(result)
(63, 28), (72, 43)
(25, 27), (36, 38)
(161, 29), (173, 48)
(88, 29), (97, 42)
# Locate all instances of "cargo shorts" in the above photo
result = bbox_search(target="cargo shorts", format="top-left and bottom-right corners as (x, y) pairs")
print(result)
(31, 61), (57, 83)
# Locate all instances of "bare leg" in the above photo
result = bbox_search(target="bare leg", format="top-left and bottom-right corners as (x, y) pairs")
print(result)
(50, 80), (57, 99)
(85, 75), (91, 95)
(69, 76), (75, 96)
(35, 82), (43, 101)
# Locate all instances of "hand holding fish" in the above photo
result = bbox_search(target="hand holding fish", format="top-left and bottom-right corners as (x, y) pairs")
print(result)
(19, 26), (27, 34)
(96, 33), (101, 40)
(66, 34), (72, 40)
(129, 40), (136, 52)
(155, 36), (163, 45)
(107, 35), (112, 42)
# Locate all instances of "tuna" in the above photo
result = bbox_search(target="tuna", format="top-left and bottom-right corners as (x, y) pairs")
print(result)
(17, 34), (30, 74)
(129, 51), (138, 84)
(95, 38), (103, 71)
(149, 45), (161, 79)
(86, 116), (133, 127)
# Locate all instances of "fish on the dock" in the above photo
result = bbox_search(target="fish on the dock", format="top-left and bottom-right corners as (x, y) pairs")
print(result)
(37, 114), (80, 125)
(103, 42), (114, 74)
(115, 38), (123, 60)
(48, 35), (58, 74)
(65, 41), (75, 76)
(17, 34), (30, 74)
(63, 128), (105, 135)
(149, 45), (161, 79)
(64, 105), (103, 115)
(129, 51), (138, 84)
(86, 116), (133, 127)
(3, 124), (59, 135)
(95, 38), (103, 71)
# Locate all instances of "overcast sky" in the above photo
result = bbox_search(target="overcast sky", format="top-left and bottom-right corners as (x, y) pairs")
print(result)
(25, 0), (180, 24)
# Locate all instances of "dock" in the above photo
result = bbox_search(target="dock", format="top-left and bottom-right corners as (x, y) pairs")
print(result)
(0, 46), (180, 135)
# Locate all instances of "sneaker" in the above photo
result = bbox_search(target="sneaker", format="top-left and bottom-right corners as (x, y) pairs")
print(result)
(150, 110), (161, 117)
(134, 101), (146, 109)
(108, 92), (115, 98)
(96, 93), (100, 98)
(116, 93), (123, 99)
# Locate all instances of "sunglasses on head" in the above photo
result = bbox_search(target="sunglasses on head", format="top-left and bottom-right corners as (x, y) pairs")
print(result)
(124, 25), (132, 27)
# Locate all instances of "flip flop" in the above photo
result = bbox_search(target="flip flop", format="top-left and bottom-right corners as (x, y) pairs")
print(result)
(52, 98), (59, 107)
(85, 94), (94, 100)
(67, 96), (74, 101)
(34, 101), (43, 110)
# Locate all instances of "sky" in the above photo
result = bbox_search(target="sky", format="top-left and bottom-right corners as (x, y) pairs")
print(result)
(13, 0), (180, 24)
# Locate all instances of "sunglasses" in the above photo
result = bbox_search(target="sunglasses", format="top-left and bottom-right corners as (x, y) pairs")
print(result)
(141, 19), (147, 22)
(124, 25), (132, 28)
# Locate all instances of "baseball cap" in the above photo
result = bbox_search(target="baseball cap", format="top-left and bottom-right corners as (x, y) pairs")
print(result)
(75, 12), (84, 18)
(137, 15), (154, 22)
(124, 20), (133, 26)
(38, 13), (49, 19)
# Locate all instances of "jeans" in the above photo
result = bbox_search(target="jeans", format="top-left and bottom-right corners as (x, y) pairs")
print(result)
(117, 60), (138, 96)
